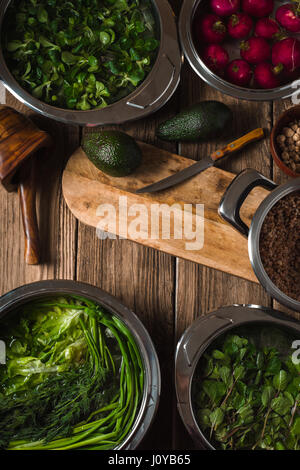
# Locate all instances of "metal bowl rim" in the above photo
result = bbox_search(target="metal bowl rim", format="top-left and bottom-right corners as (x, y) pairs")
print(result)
(0, 0), (181, 125)
(175, 304), (300, 450)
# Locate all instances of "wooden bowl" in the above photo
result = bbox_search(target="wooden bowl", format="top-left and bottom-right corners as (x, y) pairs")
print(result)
(270, 105), (300, 178)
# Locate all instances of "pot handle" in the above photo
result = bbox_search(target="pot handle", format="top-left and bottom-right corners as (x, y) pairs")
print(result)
(218, 169), (277, 238)
(177, 315), (233, 369)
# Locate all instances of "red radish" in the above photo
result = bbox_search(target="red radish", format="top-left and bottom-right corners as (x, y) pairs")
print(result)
(226, 59), (252, 86)
(242, 0), (274, 18)
(197, 14), (227, 43)
(276, 4), (300, 33)
(228, 13), (253, 39)
(254, 62), (282, 88)
(210, 0), (240, 17)
(240, 37), (271, 65)
(272, 37), (300, 72)
(255, 17), (281, 40)
(202, 44), (229, 72)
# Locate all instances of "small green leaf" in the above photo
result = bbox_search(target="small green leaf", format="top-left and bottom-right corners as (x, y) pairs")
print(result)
(22, 62), (31, 79)
(145, 38), (159, 51)
(212, 350), (226, 361)
(234, 365), (245, 381)
(266, 356), (281, 375)
(197, 408), (211, 430)
(238, 347), (248, 361)
(203, 357), (214, 378)
(271, 396), (292, 415)
(236, 380), (247, 397)
(100, 31), (110, 45)
(254, 370), (262, 385)
(291, 417), (300, 436)
(256, 352), (264, 369)
(284, 391), (295, 406)
(273, 370), (288, 391)
(61, 51), (78, 65)
(210, 408), (224, 429)
(237, 403), (253, 424)
(76, 93), (91, 110)
(40, 36), (60, 50)
(202, 380), (226, 405)
(6, 40), (23, 52)
(261, 385), (275, 407)
(37, 6), (48, 23)
(219, 365), (231, 385)
(32, 82), (50, 99)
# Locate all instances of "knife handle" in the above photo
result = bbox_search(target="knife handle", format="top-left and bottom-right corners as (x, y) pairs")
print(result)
(210, 128), (265, 162)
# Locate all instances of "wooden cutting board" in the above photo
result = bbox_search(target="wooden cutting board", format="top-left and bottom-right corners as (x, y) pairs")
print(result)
(62, 141), (270, 283)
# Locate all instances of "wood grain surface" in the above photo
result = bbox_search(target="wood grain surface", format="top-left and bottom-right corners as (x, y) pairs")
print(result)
(0, 0), (299, 450)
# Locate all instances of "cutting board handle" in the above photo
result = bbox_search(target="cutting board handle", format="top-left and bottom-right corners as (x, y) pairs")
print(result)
(218, 169), (277, 237)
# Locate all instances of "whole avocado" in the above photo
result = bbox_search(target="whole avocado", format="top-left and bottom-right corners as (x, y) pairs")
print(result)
(156, 101), (233, 142)
(82, 130), (142, 177)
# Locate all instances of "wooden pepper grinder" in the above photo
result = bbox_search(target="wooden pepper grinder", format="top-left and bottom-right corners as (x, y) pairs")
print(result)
(0, 105), (52, 264)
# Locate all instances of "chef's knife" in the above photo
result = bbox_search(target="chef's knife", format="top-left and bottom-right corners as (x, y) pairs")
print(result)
(136, 128), (264, 194)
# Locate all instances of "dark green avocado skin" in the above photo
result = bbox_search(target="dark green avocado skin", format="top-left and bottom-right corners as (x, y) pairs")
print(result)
(82, 130), (142, 177)
(156, 101), (233, 142)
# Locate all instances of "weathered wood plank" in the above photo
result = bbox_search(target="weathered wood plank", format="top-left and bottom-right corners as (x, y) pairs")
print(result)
(76, 102), (179, 449)
(173, 64), (273, 448)
(0, 90), (79, 293)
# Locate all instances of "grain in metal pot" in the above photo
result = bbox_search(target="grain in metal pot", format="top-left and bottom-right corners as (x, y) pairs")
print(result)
(260, 191), (300, 302)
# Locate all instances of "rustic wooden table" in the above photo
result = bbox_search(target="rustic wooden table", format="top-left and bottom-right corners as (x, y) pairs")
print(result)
(0, 0), (299, 450)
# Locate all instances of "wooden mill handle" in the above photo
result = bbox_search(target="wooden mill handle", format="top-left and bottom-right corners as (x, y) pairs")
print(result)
(18, 160), (40, 265)
(210, 128), (265, 162)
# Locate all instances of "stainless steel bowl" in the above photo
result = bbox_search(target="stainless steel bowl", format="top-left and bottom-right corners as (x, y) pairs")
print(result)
(179, 0), (299, 101)
(0, 280), (161, 450)
(0, 0), (181, 126)
(175, 304), (300, 449)
(219, 169), (300, 312)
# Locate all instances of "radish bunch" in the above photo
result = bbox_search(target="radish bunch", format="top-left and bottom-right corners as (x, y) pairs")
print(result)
(195, 0), (300, 89)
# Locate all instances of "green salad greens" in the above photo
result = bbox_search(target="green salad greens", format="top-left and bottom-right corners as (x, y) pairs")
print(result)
(2, 0), (159, 110)
(0, 296), (144, 450)
(193, 327), (300, 450)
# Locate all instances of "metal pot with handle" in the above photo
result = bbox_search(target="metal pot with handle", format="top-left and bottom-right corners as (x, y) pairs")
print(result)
(0, 0), (181, 126)
(0, 280), (161, 450)
(179, 0), (300, 102)
(219, 169), (300, 312)
(175, 304), (300, 449)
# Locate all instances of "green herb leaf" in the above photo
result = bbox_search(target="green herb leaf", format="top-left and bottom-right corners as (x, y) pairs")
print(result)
(210, 408), (224, 429)
(61, 51), (79, 65)
(261, 385), (275, 407)
(193, 328), (300, 450)
(273, 370), (289, 391)
(37, 6), (48, 23)
(291, 417), (300, 436)
(271, 395), (292, 415)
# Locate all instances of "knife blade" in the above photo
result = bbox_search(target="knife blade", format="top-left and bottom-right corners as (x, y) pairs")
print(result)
(136, 128), (264, 194)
